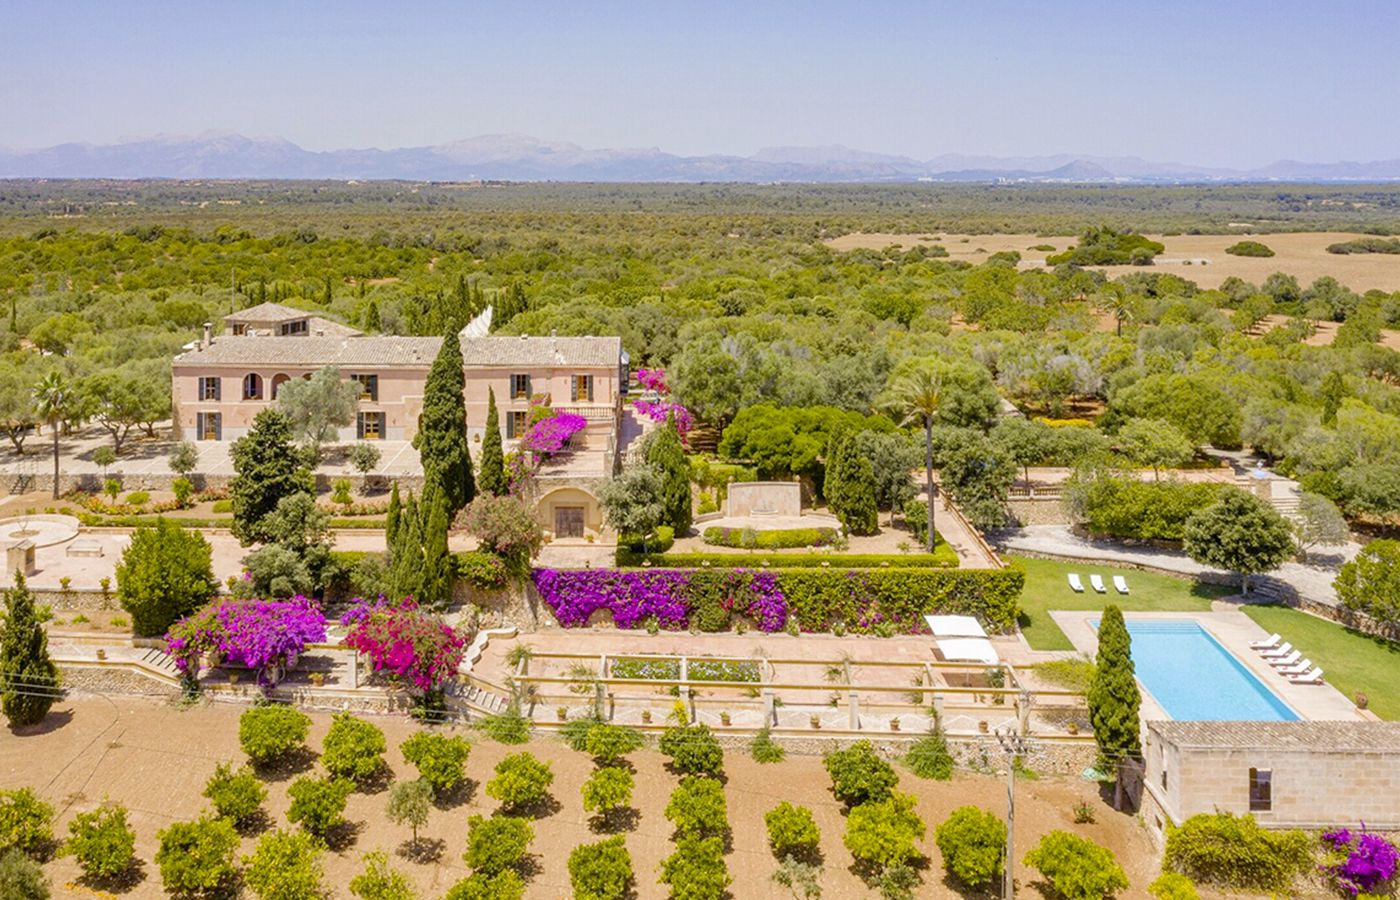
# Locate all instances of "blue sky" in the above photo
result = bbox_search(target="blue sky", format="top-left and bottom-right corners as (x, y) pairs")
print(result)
(2, 0), (1397, 167)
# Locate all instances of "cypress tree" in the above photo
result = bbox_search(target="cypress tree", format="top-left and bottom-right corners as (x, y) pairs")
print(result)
(385, 481), (402, 549)
(647, 413), (693, 535)
(822, 431), (847, 507)
(413, 332), (475, 515)
(418, 487), (453, 610)
(837, 440), (880, 536)
(230, 408), (311, 545)
(1087, 605), (1142, 771)
(389, 493), (423, 602)
(0, 573), (60, 727)
(478, 388), (507, 496)
(363, 299), (381, 333)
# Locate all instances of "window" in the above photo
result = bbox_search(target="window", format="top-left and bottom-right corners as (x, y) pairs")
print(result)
(353, 374), (378, 401)
(1248, 768), (1272, 811)
(357, 411), (384, 440)
(279, 319), (308, 336)
(242, 373), (262, 400)
(571, 374), (594, 403)
(231, 323), (247, 336)
(197, 376), (221, 401)
(508, 411), (528, 439)
(510, 373), (531, 400)
(196, 412), (221, 441)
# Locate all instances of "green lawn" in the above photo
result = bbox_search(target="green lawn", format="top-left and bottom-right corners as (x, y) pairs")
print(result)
(1008, 554), (1234, 651)
(1241, 605), (1400, 721)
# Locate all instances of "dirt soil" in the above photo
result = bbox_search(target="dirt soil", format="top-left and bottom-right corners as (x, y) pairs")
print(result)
(824, 231), (1400, 294)
(5, 695), (1177, 899)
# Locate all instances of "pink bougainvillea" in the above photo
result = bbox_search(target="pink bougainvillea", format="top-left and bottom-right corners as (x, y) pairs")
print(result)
(520, 410), (588, 456)
(632, 367), (693, 436)
(165, 596), (327, 688)
(636, 368), (669, 393)
(341, 596), (467, 693)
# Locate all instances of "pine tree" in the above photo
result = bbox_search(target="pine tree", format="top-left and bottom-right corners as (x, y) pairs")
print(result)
(1087, 605), (1141, 771)
(478, 388), (507, 496)
(418, 487), (453, 610)
(413, 333), (474, 515)
(385, 481), (402, 549)
(0, 573), (60, 727)
(230, 408), (311, 545)
(647, 413), (693, 535)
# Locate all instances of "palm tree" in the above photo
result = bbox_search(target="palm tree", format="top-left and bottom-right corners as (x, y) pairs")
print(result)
(32, 372), (70, 499)
(879, 361), (944, 553)
(1099, 285), (1132, 337)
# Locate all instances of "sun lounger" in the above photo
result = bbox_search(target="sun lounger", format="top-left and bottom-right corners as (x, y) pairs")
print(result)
(1287, 667), (1324, 685)
(1089, 574), (1107, 594)
(1112, 575), (1129, 594)
(1249, 633), (1281, 650)
(1268, 650), (1301, 669)
(1279, 658), (1312, 676)
(1260, 642), (1293, 659)
(1068, 573), (1085, 593)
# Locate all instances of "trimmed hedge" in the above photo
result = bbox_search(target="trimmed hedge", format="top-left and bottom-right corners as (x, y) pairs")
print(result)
(328, 550), (508, 590)
(616, 548), (959, 569)
(1081, 478), (1225, 541)
(533, 566), (1023, 634)
(702, 526), (839, 550)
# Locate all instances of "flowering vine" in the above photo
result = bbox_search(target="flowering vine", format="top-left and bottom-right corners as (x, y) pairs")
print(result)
(1322, 826), (1398, 897)
(165, 596), (327, 688)
(341, 596), (467, 693)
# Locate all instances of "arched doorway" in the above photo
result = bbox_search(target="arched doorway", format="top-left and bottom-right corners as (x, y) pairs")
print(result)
(270, 373), (290, 399)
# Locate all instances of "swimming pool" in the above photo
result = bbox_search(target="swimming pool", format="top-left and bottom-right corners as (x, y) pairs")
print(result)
(1092, 619), (1299, 722)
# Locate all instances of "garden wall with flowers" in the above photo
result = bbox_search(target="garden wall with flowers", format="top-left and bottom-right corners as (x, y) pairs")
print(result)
(531, 566), (1024, 635)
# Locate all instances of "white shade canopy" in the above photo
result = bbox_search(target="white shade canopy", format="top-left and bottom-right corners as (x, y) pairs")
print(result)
(925, 614), (988, 638)
(935, 637), (1001, 665)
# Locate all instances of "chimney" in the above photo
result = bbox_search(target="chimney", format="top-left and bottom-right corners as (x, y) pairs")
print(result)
(202, 322), (213, 349)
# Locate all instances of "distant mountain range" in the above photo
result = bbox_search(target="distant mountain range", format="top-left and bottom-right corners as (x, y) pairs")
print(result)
(3, 132), (1400, 183)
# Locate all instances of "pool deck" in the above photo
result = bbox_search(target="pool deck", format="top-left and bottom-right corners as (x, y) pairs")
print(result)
(1051, 608), (1363, 722)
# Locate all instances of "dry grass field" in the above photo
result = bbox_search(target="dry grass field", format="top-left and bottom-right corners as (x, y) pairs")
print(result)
(825, 231), (1400, 293)
(5, 695), (1174, 899)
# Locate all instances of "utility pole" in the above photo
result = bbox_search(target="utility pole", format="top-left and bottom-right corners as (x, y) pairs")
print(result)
(996, 728), (1035, 900)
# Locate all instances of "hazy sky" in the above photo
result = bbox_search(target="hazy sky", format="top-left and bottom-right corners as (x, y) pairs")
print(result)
(3, 0), (1398, 167)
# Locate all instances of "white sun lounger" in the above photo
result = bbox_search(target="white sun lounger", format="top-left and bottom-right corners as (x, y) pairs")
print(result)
(1288, 667), (1324, 685)
(1260, 642), (1293, 659)
(1268, 650), (1301, 669)
(1250, 633), (1281, 650)
(1112, 575), (1129, 594)
(1089, 574), (1107, 594)
(1068, 573), (1085, 593)
(1279, 658), (1313, 676)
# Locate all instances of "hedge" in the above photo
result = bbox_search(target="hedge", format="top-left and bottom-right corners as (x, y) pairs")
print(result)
(1081, 478), (1224, 541)
(532, 566), (1024, 634)
(702, 526), (839, 550)
(328, 550), (509, 590)
(615, 549), (960, 569)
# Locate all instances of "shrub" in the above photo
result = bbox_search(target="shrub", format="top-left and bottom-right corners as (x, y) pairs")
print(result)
(116, 518), (218, 636)
(618, 549), (959, 569)
(772, 856), (821, 900)
(0, 848), (48, 900)
(286, 776), (353, 838)
(238, 706), (311, 766)
(203, 763), (267, 827)
(172, 477), (195, 507)
(665, 777), (728, 837)
(933, 806), (1005, 888)
(659, 835), (730, 900)
(764, 802), (820, 861)
(1224, 240), (1275, 257)
(1032, 658), (1096, 694)
(1163, 812), (1311, 891)
(485, 753), (555, 813)
(0, 788), (53, 857)
(322, 712), (387, 784)
(464, 814), (533, 875)
(212, 499), (234, 514)
(905, 729), (954, 780)
(1148, 873), (1200, 900)
(243, 829), (323, 900)
(824, 740), (898, 806)
(479, 711), (531, 744)
(702, 526), (840, 549)
(568, 835), (633, 900)
(581, 767), (634, 819)
(750, 727), (786, 763)
(455, 551), (509, 590)
(1023, 830), (1129, 899)
(1327, 237), (1400, 254)
(349, 851), (417, 900)
(386, 779), (433, 844)
(63, 802), (135, 882)
(125, 490), (150, 507)
(154, 817), (240, 897)
(659, 723), (724, 776)
(443, 871), (525, 900)
(1078, 477), (1223, 542)
(584, 723), (645, 765)
(400, 731), (471, 796)
(844, 792), (926, 870)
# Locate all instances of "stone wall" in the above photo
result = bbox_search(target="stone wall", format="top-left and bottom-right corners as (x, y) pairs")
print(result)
(726, 481), (802, 518)
(0, 471), (422, 496)
(1007, 498), (1070, 526)
(42, 589), (119, 611)
(59, 663), (182, 699)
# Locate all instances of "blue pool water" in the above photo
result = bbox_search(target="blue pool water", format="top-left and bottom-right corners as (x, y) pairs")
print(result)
(1092, 619), (1299, 721)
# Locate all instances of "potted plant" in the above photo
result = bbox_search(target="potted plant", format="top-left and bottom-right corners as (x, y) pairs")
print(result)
(1356, 692), (1369, 711)
(978, 720), (988, 734)
(641, 709), (652, 724)
(890, 717), (901, 732)
(1066, 720), (1079, 735)
(557, 706), (569, 721)
(96, 648), (107, 661)
(308, 672), (325, 687)
(720, 711), (731, 727)
(810, 714), (821, 730)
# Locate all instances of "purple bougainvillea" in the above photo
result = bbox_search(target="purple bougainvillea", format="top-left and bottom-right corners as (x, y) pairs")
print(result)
(1323, 826), (1399, 896)
(520, 410), (588, 456)
(533, 569), (695, 629)
(631, 367), (693, 435)
(165, 596), (327, 688)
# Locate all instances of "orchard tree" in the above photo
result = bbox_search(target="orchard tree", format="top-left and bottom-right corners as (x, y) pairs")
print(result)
(1087, 605), (1141, 770)
(115, 520), (218, 636)
(276, 366), (361, 460)
(991, 417), (1055, 488)
(414, 332), (474, 515)
(599, 465), (666, 551)
(1334, 539), (1400, 627)
(230, 408), (311, 545)
(1183, 488), (1294, 595)
(347, 443), (381, 491)
(1118, 418), (1194, 480)
(647, 413), (693, 535)
(478, 387), (507, 496)
(168, 441), (199, 478)
(1294, 492), (1349, 562)
(0, 574), (60, 727)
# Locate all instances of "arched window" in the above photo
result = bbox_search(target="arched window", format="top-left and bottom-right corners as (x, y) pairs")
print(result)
(242, 373), (263, 400)
(270, 373), (291, 400)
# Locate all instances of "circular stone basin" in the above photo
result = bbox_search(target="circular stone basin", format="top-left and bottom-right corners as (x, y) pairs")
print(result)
(0, 514), (81, 548)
